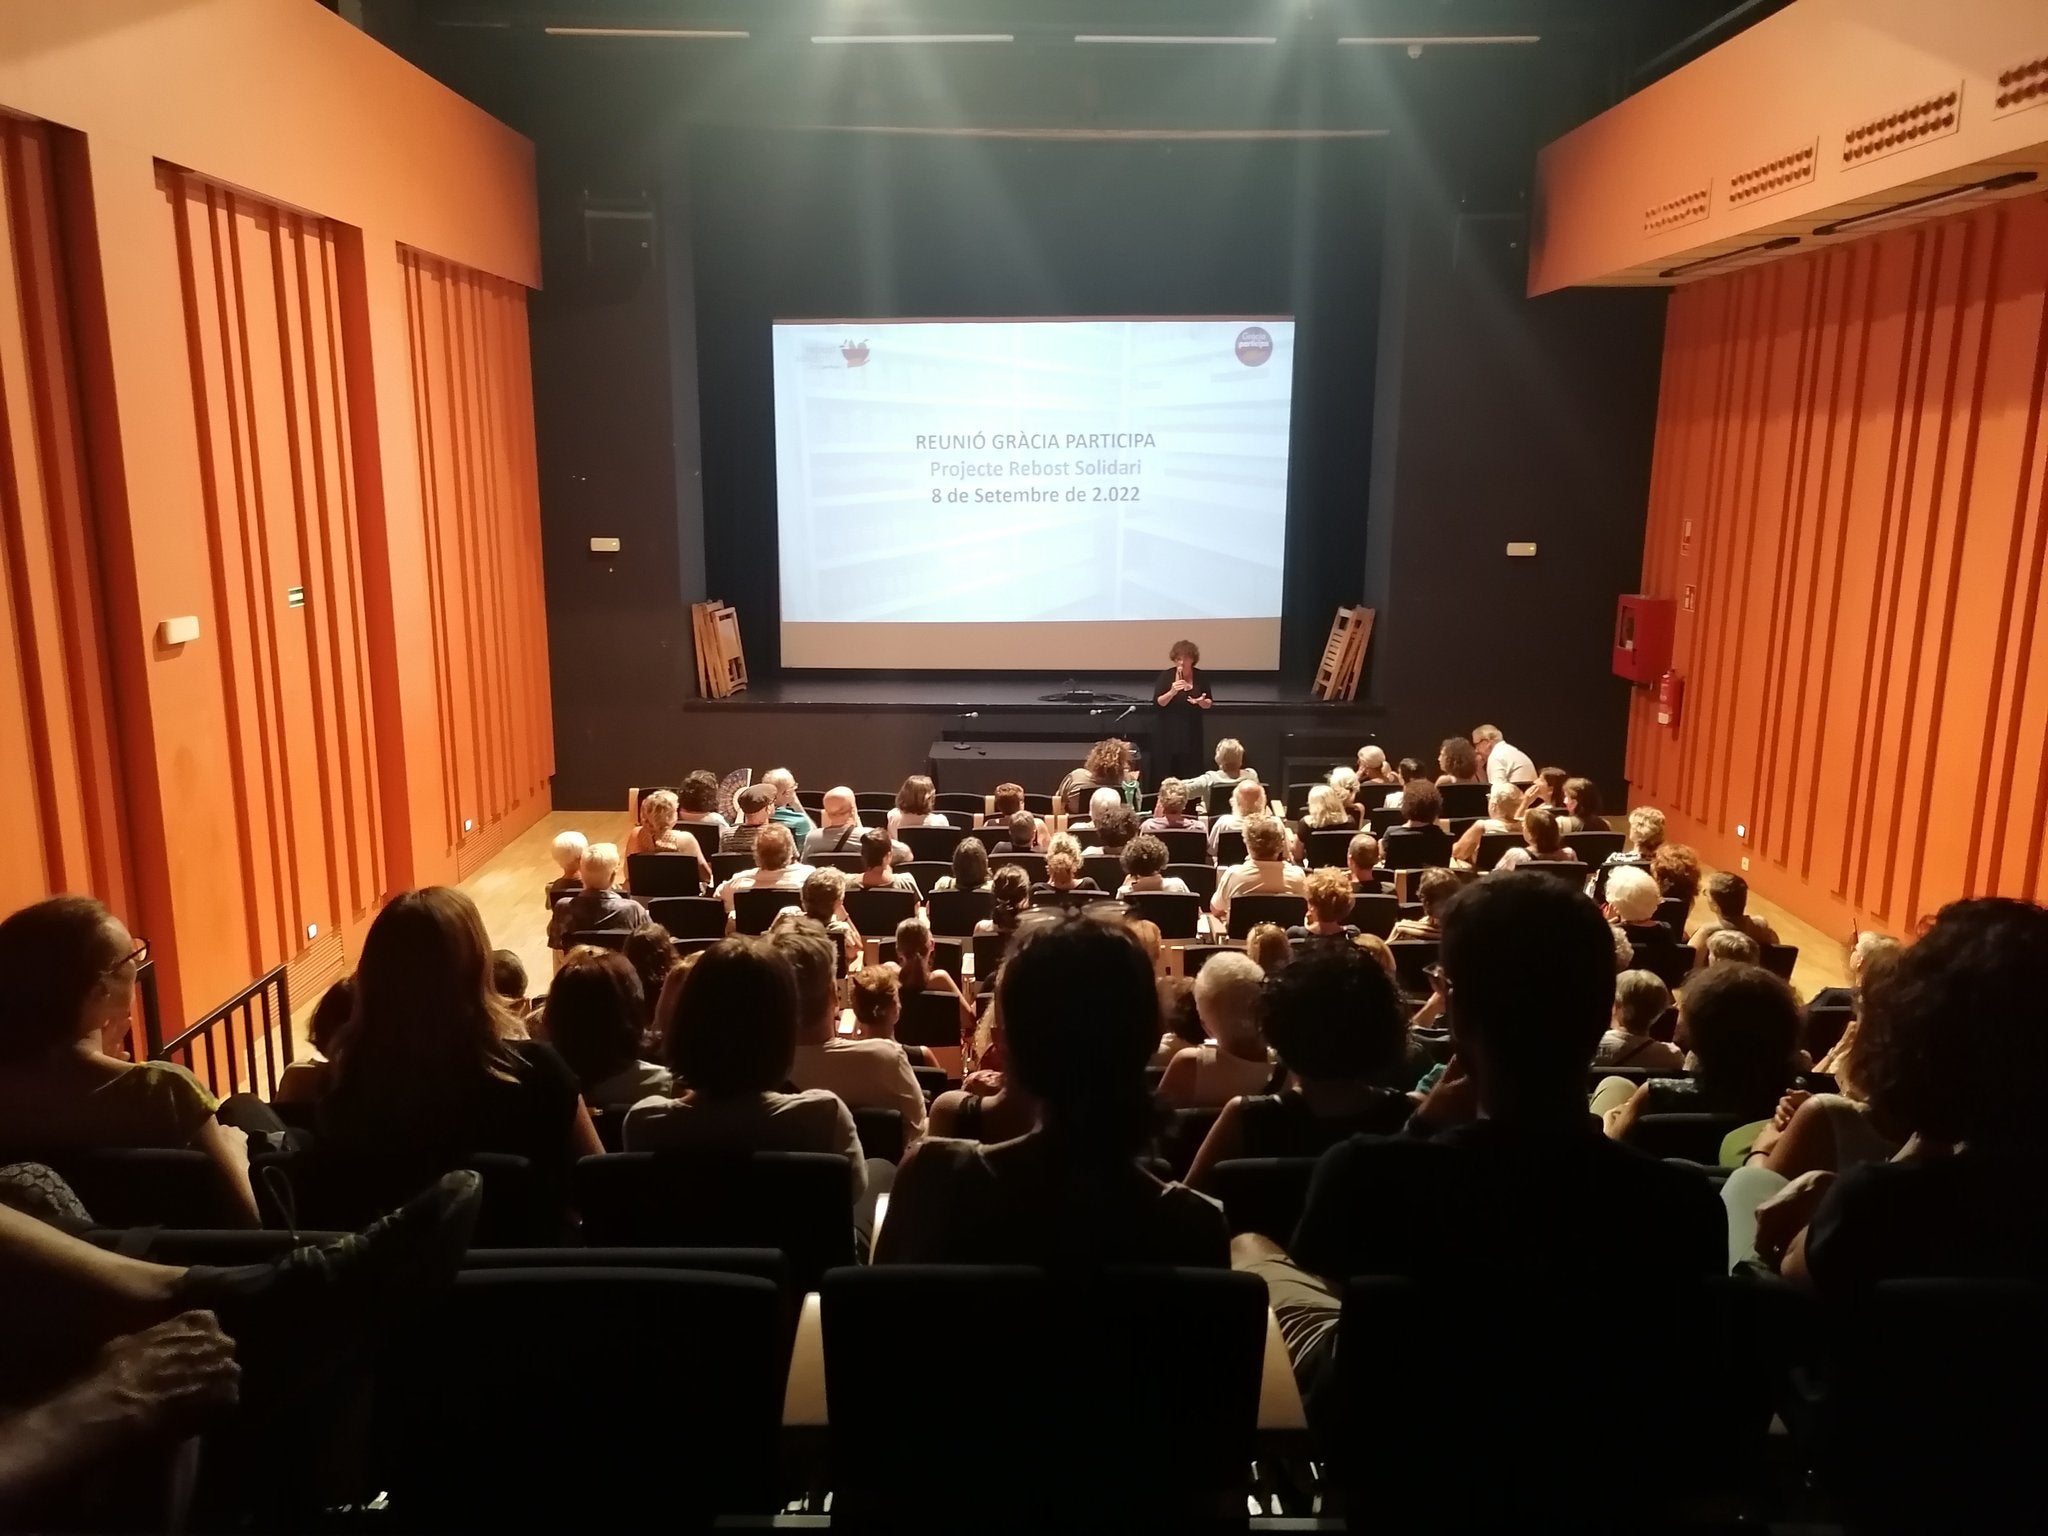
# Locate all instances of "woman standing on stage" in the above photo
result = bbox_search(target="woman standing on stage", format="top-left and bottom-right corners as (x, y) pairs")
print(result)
(1151, 639), (1213, 783)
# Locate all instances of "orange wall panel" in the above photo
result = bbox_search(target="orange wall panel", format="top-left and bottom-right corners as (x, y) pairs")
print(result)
(1628, 193), (2048, 938)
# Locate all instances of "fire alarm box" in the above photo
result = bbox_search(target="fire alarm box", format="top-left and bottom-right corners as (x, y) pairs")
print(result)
(1656, 669), (1684, 728)
(1613, 595), (1675, 684)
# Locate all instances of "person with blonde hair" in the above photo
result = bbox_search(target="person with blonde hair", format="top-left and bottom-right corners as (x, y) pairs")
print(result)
(1356, 744), (1399, 786)
(1289, 867), (1360, 941)
(1034, 833), (1101, 898)
(1244, 923), (1292, 972)
(1301, 784), (1353, 832)
(1208, 777), (1271, 858)
(549, 842), (650, 950)
(1212, 816), (1307, 929)
(1705, 929), (1761, 967)
(547, 829), (589, 905)
(1158, 951), (1273, 1108)
(1326, 768), (1362, 824)
(1451, 782), (1525, 866)
(624, 789), (713, 889)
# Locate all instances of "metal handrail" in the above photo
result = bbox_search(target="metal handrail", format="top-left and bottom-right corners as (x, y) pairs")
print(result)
(148, 964), (294, 1100)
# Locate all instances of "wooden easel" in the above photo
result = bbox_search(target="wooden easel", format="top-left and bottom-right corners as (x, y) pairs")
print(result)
(692, 600), (748, 699)
(1312, 606), (1373, 701)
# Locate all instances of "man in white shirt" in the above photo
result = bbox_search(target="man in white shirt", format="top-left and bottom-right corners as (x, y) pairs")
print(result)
(1473, 724), (1536, 786)
(776, 924), (928, 1148)
(717, 824), (814, 915)
(1211, 815), (1308, 929)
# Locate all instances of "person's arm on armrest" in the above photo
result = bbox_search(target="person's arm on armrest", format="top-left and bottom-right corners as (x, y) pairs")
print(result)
(193, 1119), (260, 1228)
(568, 1099), (604, 1159)
(1602, 1082), (1650, 1141)
(1184, 1097), (1247, 1194)
(890, 1052), (929, 1146)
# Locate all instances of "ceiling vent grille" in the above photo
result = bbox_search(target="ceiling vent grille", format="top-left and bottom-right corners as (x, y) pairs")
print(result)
(1994, 54), (2048, 119)
(1644, 185), (1711, 236)
(1728, 141), (1817, 207)
(1842, 85), (1962, 166)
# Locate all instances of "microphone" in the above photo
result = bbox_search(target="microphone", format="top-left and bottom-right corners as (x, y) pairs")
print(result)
(1114, 704), (1137, 722)
(961, 711), (980, 719)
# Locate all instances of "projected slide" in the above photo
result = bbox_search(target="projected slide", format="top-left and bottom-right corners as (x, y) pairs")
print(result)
(772, 317), (1293, 670)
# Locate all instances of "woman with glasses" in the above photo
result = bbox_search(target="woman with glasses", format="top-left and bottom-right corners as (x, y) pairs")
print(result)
(0, 896), (260, 1224)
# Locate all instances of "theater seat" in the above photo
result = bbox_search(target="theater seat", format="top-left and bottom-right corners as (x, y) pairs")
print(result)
(839, 885), (917, 939)
(1125, 890), (1201, 939)
(1207, 1157), (1318, 1240)
(898, 823), (970, 862)
(1623, 1112), (1750, 1164)
(645, 894), (726, 939)
(1227, 893), (1307, 938)
(3, 1147), (244, 1229)
(1151, 828), (1210, 865)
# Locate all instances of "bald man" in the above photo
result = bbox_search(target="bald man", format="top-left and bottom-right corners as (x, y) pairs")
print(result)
(805, 786), (911, 865)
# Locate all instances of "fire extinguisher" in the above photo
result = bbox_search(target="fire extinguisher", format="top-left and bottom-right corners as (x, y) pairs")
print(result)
(1656, 669), (1684, 728)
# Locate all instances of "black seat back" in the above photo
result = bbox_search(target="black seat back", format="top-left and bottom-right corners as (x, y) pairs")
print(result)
(1386, 938), (1439, 993)
(1208, 1157), (1318, 1240)
(1167, 862), (1218, 902)
(1126, 890), (1201, 939)
(931, 793), (985, 817)
(573, 1150), (855, 1290)
(1152, 828), (1211, 865)
(1623, 1112), (1749, 1164)
(1348, 892), (1399, 937)
(1758, 942), (1798, 980)
(730, 886), (797, 935)
(255, 1149), (558, 1245)
(645, 894), (726, 939)
(822, 1265), (1266, 1523)
(840, 886), (917, 938)
(1436, 783), (1490, 817)
(1228, 893), (1306, 939)
(9, 1146), (243, 1229)
(626, 852), (701, 897)
(1474, 830), (1523, 872)
(987, 850), (1046, 882)
(1081, 854), (1124, 890)
(851, 1107), (904, 1163)
(1563, 829), (1625, 865)
(927, 888), (993, 936)
(1381, 825), (1453, 868)
(898, 823), (970, 862)
(904, 860), (951, 895)
(1213, 829), (1247, 865)
(1305, 828), (1356, 868)
(710, 851), (753, 883)
(568, 929), (629, 952)
(970, 930), (1013, 981)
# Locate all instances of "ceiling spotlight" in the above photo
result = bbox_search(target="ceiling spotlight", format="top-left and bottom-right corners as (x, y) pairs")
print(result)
(1407, 43), (1423, 59)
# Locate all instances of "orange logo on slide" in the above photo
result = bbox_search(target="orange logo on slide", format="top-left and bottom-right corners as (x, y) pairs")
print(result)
(841, 340), (870, 367)
(1235, 326), (1273, 366)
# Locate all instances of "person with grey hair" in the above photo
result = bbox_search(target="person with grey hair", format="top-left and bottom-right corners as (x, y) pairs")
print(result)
(1595, 970), (1683, 1070)
(716, 824), (814, 915)
(1182, 737), (1256, 805)
(1451, 782), (1525, 866)
(1355, 744), (1398, 785)
(1212, 815), (1306, 928)
(547, 829), (589, 906)
(1158, 951), (1274, 1108)
(548, 842), (650, 950)
(778, 920), (927, 1148)
(761, 768), (816, 840)
(1070, 785), (1126, 840)
(1705, 929), (1761, 967)
(1471, 724), (1535, 787)
(1207, 777), (1271, 857)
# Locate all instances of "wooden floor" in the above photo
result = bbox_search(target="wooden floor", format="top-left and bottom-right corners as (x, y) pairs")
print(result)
(461, 809), (1850, 1001)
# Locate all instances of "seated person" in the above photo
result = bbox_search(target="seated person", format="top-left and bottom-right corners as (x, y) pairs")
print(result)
(1355, 743), (1400, 787)
(893, 916), (974, 1039)
(1187, 940), (1419, 1190)
(549, 842), (651, 950)
(490, 949), (531, 1018)
(886, 774), (951, 839)
(624, 789), (713, 886)
(1297, 783), (1354, 837)
(1179, 737), (1256, 808)
(1473, 723), (1535, 786)
(1325, 768), (1364, 826)
(1520, 765), (1570, 815)
(1596, 961), (1802, 1136)
(929, 1019), (1039, 1144)
(1379, 757), (1430, 811)
(1495, 806), (1580, 872)
(1234, 873), (1724, 1405)
(760, 768), (815, 840)
(803, 786), (870, 861)
(1435, 736), (1483, 786)
(1450, 783), (1524, 866)
(718, 783), (778, 858)
(1245, 922), (1292, 973)
(276, 975), (354, 1107)
(537, 948), (671, 1107)
(876, 908), (1229, 1265)
(1602, 864), (1673, 947)
(672, 767), (731, 840)
(1117, 834), (1190, 897)
(1068, 785), (1124, 842)
(1140, 778), (1207, 836)
(1208, 778), (1270, 856)
(1593, 969), (1683, 1071)
(1596, 804), (1664, 885)
(930, 837), (991, 894)
(1651, 843), (1704, 925)
(973, 864), (1034, 940)
(1689, 871), (1780, 963)
(1056, 738), (1132, 817)
(1033, 838), (1101, 899)
(1346, 832), (1384, 892)
(1558, 777), (1611, 837)
(855, 828), (919, 893)
(1211, 816), (1308, 929)
(621, 927), (676, 1036)
(1764, 899), (2048, 1292)
(716, 824), (814, 914)
(621, 939), (865, 1197)
(797, 868), (863, 973)
(0, 897), (260, 1224)
(1081, 802), (1139, 858)
(1705, 929), (1760, 966)
(779, 922), (928, 1147)
(545, 829), (588, 906)
(1810, 930), (1902, 1013)
(848, 964), (933, 1069)
(987, 809), (1042, 857)
(989, 782), (1046, 848)
(1158, 952), (1274, 1108)
(1288, 867), (1361, 942)
(1388, 867), (1459, 942)
(1380, 781), (1453, 868)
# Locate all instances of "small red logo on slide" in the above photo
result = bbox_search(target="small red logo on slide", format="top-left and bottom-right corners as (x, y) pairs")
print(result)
(841, 340), (870, 367)
(1234, 326), (1273, 367)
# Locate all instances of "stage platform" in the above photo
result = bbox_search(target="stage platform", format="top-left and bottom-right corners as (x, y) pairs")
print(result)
(679, 673), (1348, 714)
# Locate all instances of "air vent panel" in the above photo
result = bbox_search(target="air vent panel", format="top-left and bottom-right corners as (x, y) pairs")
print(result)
(1842, 85), (1963, 166)
(1993, 54), (2048, 119)
(1728, 140), (1817, 207)
(1644, 184), (1711, 236)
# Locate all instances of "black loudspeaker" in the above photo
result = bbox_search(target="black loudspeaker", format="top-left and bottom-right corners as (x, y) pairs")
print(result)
(580, 194), (657, 287)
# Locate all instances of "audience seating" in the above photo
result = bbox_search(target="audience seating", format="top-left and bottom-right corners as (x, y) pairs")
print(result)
(819, 1265), (1267, 1524)
(1180, 944), (1231, 976)
(853, 792), (896, 813)
(588, 1104), (628, 1151)
(255, 1150), (559, 1246)
(1160, 1107), (1223, 1178)
(1655, 895), (1690, 932)
(796, 789), (826, 813)
(1437, 783), (1492, 817)
(11, 1147), (254, 1228)
(1367, 806), (1404, 835)
(574, 1150), (855, 1290)
(1081, 854), (1124, 889)
(1213, 829), (1247, 865)
(932, 793), (985, 817)
(898, 824), (970, 862)
(904, 860), (952, 895)
(850, 1107), (904, 1164)
(568, 928), (630, 952)
(1035, 888), (1113, 911)
(1125, 890), (1202, 939)
(1283, 782), (1319, 815)
(1563, 829), (1625, 864)
(1304, 828), (1356, 868)
(1227, 894), (1308, 939)
(1474, 830), (1523, 872)
(927, 889), (993, 936)
(1803, 1002), (1854, 1060)
(1631, 936), (1696, 990)
(1387, 938), (1439, 994)
(1519, 858), (1591, 888)
(1151, 828), (1211, 865)
(645, 894), (726, 939)
(1168, 862), (1219, 902)
(909, 1065), (950, 1100)
(711, 851), (754, 884)
(896, 991), (964, 1050)
(1204, 783), (1235, 816)
(1381, 825), (1452, 868)
(86, 1227), (348, 1265)
(372, 1266), (784, 1528)
(626, 851), (701, 898)
(875, 936), (964, 982)
(1208, 1157), (1318, 1240)
(839, 886), (917, 939)
(1758, 942), (1799, 980)
(971, 930), (1013, 981)
(987, 850), (1046, 881)
(809, 851), (863, 872)
(1623, 1112), (1751, 1164)
(732, 887), (797, 936)
(1348, 892), (1399, 937)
